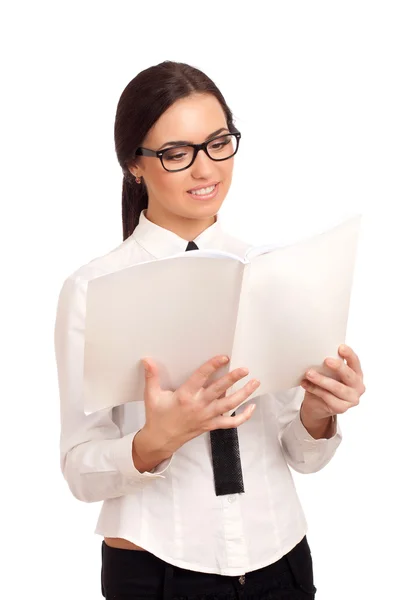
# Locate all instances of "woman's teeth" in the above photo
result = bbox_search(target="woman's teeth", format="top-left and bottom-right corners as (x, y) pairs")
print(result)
(189, 185), (216, 196)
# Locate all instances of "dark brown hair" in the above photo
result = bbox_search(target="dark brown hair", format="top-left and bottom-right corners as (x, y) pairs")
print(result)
(114, 61), (236, 241)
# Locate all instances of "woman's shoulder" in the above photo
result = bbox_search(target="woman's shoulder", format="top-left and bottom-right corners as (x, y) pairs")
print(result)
(56, 235), (145, 311)
(64, 234), (143, 284)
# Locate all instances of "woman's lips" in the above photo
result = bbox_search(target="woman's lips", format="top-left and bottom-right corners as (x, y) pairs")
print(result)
(187, 182), (220, 200)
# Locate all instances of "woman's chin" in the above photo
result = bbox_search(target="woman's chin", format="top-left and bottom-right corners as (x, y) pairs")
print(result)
(185, 186), (226, 213)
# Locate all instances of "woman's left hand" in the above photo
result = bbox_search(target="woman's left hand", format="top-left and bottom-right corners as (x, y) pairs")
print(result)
(300, 344), (366, 423)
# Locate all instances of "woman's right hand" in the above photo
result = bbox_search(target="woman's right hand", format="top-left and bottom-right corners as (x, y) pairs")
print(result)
(131, 355), (260, 473)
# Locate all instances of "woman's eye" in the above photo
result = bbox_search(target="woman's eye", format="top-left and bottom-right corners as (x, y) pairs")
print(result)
(164, 149), (188, 161)
(209, 138), (230, 150)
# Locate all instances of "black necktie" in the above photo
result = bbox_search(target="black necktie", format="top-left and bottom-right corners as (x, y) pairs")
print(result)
(185, 240), (245, 496)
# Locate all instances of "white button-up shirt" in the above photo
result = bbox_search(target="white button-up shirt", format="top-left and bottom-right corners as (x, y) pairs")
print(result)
(54, 209), (342, 576)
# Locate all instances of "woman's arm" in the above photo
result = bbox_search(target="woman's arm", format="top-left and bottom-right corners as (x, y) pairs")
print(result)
(274, 386), (343, 474)
(55, 275), (172, 503)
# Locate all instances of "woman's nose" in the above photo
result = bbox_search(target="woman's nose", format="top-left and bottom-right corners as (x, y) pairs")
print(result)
(190, 148), (215, 179)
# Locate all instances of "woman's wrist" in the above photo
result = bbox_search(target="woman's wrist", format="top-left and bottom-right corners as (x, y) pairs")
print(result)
(131, 425), (175, 473)
(300, 405), (336, 439)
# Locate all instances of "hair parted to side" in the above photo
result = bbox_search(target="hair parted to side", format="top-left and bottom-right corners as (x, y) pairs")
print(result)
(114, 60), (236, 241)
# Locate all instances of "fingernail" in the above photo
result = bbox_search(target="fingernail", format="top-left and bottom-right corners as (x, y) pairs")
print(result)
(340, 344), (347, 353)
(326, 358), (338, 368)
(251, 379), (260, 387)
(220, 356), (230, 364)
(250, 404), (256, 412)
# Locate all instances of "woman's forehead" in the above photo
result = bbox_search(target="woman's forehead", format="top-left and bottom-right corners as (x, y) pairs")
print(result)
(145, 94), (228, 145)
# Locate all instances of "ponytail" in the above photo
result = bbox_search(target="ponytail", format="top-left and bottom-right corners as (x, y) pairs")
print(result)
(122, 173), (148, 241)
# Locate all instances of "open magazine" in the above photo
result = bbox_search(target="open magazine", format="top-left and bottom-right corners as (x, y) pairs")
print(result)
(83, 214), (361, 414)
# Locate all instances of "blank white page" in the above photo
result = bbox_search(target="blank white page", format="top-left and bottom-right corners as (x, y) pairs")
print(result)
(83, 255), (245, 413)
(228, 215), (361, 406)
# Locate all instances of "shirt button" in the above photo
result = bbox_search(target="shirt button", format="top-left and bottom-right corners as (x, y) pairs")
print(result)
(228, 495), (236, 503)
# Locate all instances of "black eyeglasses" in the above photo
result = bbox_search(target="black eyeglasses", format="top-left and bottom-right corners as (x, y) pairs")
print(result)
(135, 131), (241, 172)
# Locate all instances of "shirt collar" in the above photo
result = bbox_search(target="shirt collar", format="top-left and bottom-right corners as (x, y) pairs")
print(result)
(132, 209), (224, 258)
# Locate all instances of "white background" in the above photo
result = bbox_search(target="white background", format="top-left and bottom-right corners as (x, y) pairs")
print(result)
(1, 1), (399, 598)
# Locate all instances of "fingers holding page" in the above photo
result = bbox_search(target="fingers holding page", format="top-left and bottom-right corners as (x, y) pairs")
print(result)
(181, 355), (230, 396)
(213, 378), (260, 417)
(203, 366), (250, 402)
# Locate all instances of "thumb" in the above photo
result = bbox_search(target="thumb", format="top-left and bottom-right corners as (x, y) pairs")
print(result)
(141, 357), (159, 399)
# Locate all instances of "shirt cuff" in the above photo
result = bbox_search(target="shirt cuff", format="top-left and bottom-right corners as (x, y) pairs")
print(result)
(291, 411), (341, 446)
(112, 431), (173, 478)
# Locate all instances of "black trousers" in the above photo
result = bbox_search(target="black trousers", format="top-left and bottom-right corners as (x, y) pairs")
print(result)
(101, 536), (317, 599)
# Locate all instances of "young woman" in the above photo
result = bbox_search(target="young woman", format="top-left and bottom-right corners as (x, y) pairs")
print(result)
(54, 60), (366, 599)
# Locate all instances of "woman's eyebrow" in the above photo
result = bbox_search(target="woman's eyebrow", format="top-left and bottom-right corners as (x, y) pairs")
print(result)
(158, 127), (230, 150)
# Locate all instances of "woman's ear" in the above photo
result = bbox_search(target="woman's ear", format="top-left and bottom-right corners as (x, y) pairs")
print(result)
(127, 161), (141, 179)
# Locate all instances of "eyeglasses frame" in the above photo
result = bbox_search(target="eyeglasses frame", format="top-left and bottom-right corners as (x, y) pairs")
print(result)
(134, 130), (241, 173)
